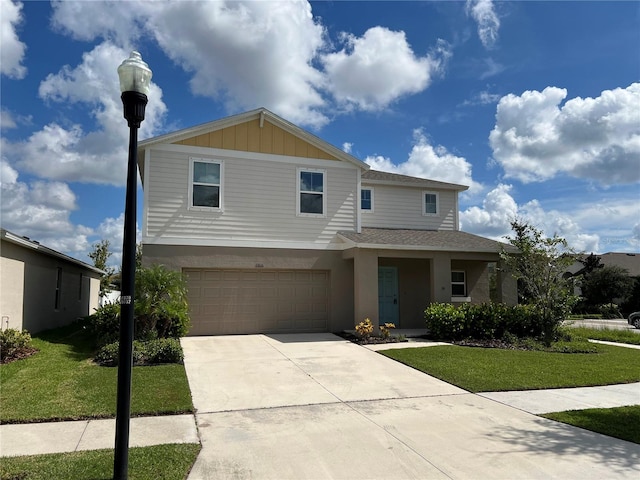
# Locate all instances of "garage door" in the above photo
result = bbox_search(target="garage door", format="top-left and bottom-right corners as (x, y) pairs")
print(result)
(184, 269), (330, 335)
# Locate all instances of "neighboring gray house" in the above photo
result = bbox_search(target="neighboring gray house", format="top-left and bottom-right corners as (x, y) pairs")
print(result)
(1, 229), (103, 333)
(138, 108), (517, 336)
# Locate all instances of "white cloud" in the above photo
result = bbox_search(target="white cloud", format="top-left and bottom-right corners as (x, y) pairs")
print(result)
(0, 160), (92, 256)
(6, 42), (166, 186)
(460, 183), (601, 252)
(0, 109), (16, 129)
(365, 129), (481, 192)
(342, 142), (353, 154)
(0, 0), (27, 78)
(323, 28), (450, 111)
(466, 0), (500, 49)
(463, 90), (501, 106)
(489, 83), (640, 185)
(50, 1), (448, 127)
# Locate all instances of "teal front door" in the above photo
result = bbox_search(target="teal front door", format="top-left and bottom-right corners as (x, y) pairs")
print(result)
(378, 266), (399, 326)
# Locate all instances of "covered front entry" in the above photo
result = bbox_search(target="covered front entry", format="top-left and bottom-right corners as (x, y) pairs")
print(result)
(184, 268), (330, 335)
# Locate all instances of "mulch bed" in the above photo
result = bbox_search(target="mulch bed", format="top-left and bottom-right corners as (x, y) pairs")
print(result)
(1, 347), (38, 365)
(335, 331), (409, 345)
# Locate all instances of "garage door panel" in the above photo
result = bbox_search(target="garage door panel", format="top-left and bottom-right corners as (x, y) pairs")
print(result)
(185, 268), (330, 335)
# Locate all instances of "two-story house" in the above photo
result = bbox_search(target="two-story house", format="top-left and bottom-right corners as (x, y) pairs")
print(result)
(138, 108), (516, 335)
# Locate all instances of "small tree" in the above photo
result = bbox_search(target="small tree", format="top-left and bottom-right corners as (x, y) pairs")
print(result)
(88, 239), (115, 297)
(500, 220), (577, 345)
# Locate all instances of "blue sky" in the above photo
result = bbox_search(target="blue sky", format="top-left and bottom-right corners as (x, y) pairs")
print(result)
(1, 0), (639, 268)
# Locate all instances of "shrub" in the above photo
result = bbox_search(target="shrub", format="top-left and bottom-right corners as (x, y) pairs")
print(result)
(424, 303), (466, 340)
(142, 338), (184, 364)
(86, 302), (121, 346)
(355, 318), (374, 340)
(0, 329), (34, 362)
(94, 338), (183, 366)
(599, 303), (622, 319)
(379, 323), (396, 340)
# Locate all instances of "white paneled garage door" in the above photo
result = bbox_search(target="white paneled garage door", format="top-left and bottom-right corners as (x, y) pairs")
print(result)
(184, 269), (330, 335)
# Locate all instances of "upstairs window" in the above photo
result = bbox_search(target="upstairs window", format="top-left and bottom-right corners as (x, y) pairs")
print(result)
(451, 271), (466, 296)
(423, 191), (438, 216)
(298, 169), (325, 216)
(361, 188), (373, 212)
(190, 158), (222, 210)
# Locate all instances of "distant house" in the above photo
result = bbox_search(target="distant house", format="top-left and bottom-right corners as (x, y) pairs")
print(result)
(137, 108), (517, 336)
(567, 252), (640, 278)
(1, 228), (103, 333)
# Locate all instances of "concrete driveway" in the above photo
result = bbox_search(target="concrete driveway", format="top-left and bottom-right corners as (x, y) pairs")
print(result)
(182, 333), (640, 479)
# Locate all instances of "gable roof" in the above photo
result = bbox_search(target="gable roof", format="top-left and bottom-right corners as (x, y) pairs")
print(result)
(1, 228), (105, 275)
(362, 170), (468, 191)
(338, 227), (515, 253)
(138, 107), (368, 170)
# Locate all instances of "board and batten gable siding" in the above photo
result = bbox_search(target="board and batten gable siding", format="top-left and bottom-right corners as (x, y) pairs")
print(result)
(144, 145), (358, 245)
(360, 184), (457, 231)
(174, 119), (339, 161)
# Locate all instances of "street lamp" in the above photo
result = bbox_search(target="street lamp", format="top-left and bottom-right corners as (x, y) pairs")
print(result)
(114, 51), (151, 480)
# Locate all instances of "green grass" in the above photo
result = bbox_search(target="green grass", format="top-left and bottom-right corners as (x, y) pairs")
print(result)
(567, 326), (640, 345)
(0, 324), (193, 423)
(381, 344), (640, 392)
(0, 443), (201, 480)
(543, 405), (640, 444)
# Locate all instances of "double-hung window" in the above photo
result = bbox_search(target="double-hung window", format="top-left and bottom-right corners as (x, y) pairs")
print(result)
(298, 168), (325, 216)
(190, 158), (222, 210)
(423, 191), (438, 216)
(451, 271), (466, 297)
(361, 188), (373, 212)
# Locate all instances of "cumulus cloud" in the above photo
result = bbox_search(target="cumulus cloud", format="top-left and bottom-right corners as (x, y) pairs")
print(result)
(466, 0), (500, 49)
(323, 29), (450, 111)
(51, 1), (445, 127)
(460, 183), (601, 252)
(0, 160), (92, 255)
(6, 42), (166, 186)
(489, 83), (640, 185)
(1, 0), (27, 78)
(365, 129), (481, 192)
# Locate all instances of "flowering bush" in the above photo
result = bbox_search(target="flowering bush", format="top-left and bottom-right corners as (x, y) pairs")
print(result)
(355, 318), (374, 339)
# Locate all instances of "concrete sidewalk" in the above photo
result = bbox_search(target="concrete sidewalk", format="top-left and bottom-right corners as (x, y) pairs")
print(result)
(0, 414), (198, 458)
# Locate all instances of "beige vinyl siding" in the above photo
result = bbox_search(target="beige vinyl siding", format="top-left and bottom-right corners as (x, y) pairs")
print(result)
(145, 148), (357, 244)
(360, 184), (457, 230)
(175, 119), (339, 161)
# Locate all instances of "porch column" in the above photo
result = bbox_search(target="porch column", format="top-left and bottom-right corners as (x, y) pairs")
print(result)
(353, 249), (379, 328)
(430, 253), (451, 303)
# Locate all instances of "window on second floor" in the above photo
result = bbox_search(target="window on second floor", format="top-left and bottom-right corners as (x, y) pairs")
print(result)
(190, 158), (222, 210)
(361, 188), (373, 212)
(451, 270), (466, 296)
(298, 168), (325, 216)
(423, 191), (438, 216)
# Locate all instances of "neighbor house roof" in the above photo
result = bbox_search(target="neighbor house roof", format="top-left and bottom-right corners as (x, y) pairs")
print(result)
(338, 228), (515, 253)
(362, 170), (468, 191)
(1, 228), (105, 275)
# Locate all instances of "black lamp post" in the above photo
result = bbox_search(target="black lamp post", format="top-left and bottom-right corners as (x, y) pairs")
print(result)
(114, 51), (151, 480)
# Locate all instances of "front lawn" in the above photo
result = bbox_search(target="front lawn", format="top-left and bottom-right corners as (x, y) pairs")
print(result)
(543, 405), (640, 445)
(0, 324), (193, 423)
(0, 443), (201, 480)
(381, 343), (640, 392)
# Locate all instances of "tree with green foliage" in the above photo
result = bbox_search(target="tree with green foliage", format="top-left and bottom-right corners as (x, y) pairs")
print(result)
(580, 265), (633, 307)
(500, 220), (578, 345)
(88, 239), (115, 297)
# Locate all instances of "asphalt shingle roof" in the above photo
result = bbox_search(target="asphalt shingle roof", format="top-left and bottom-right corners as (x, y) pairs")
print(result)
(361, 170), (468, 191)
(338, 227), (515, 253)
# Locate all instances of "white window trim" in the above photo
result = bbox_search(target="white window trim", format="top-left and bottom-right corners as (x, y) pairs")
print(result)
(297, 167), (326, 217)
(422, 190), (439, 216)
(451, 270), (466, 297)
(188, 157), (224, 212)
(361, 187), (374, 213)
